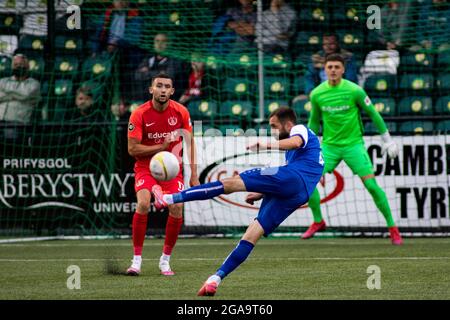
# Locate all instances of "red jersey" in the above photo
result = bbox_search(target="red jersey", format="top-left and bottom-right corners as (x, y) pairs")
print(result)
(128, 99), (192, 170)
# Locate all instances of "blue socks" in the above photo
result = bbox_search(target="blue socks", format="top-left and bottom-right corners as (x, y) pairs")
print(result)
(172, 181), (224, 203)
(216, 240), (254, 279)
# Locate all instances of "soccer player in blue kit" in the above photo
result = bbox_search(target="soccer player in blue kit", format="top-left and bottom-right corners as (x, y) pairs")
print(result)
(154, 107), (324, 296)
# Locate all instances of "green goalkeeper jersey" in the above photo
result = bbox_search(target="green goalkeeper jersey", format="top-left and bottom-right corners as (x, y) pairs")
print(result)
(308, 79), (388, 147)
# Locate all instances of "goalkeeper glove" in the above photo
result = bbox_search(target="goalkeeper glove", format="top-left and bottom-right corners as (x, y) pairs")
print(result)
(381, 132), (399, 159)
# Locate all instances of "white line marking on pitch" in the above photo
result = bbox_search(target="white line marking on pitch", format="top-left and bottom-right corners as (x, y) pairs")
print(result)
(1, 240), (450, 247)
(0, 257), (449, 262)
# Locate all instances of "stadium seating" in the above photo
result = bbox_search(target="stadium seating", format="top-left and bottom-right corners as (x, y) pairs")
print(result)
(295, 31), (322, 47)
(371, 97), (396, 117)
(264, 76), (290, 98)
(41, 79), (74, 121)
(364, 74), (397, 96)
(437, 51), (450, 68)
(298, 5), (330, 29)
(435, 96), (450, 115)
(18, 34), (45, 55)
(218, 125), (245, 136)
(398, 121), (434, 134)
(81, 55), (112, 81)
(399, 73), (434, 92)
(364, 121), (397, 134)
(400, 52), (435, 71)
(436, 73), (450, 92)
(398, 97), (433, 116)
(221, 100), (253, 120)
(54, 56), (79, 77)
(336, 29), (364, 52)
(435, 120), (450, 133)
(292, 98), (312, 119)
(28, 55), (45, 80)
(0, 13), (21, 35)
(333, 4), (366, 23)
(224, 77), (253, 99)
(187, 99), (218, 120)
(264, 100), (289, 117)
(55, 35), (83, 54)
(292, 74), (306, 94)
(265, 53), (290, 70)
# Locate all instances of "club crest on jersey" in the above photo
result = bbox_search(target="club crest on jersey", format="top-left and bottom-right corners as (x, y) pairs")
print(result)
(128, 123), (135, 131)
(168, 116), (178, 126)
(136, 179), (145, 187)
(364, 96), (372, 106)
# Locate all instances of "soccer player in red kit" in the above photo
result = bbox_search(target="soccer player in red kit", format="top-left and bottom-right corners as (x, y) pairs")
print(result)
(126, 73), (199, 276)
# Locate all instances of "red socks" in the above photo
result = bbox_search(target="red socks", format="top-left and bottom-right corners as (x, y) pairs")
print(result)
(132, 212), (148, 256)
(132, 213), (182, 256)
(163, 216), (183, 255)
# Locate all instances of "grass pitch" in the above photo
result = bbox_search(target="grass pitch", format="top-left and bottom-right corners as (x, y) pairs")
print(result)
(0, 238), (449, 300)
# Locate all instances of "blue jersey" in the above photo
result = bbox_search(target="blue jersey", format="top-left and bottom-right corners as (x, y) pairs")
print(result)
(285, 124), (324, 194)
(239, 124), (324, 236)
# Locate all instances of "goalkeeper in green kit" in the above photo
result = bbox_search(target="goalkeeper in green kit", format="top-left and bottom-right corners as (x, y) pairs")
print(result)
(303, 53), (403, 245)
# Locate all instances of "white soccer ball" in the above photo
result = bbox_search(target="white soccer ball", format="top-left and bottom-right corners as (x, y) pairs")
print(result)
(150, 151), (180, 181)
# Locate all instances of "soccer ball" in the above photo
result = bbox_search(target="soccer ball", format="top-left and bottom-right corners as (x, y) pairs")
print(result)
(150, 151), (180, 181)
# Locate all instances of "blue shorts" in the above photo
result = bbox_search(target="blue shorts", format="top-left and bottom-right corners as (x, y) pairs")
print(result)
(240, 167), (310, 236)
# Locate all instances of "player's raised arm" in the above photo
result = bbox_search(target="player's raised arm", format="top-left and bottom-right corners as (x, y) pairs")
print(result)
(356, 88), (399, 159)
(248, 108), (307, 152)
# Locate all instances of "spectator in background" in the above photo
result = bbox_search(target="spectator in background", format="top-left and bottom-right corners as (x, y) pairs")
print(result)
(303, 33), (358, 96)
(227, 0), (256, 44)
(93, 0), (142, 60)
(179, 53), (206, 105)
(414, 0), (450, 52)
(67, 86), (98, 122)
(91, 0), (144, 103)
(222, 0), (257, 53)
(376, 2), (411, 51)
(0, 54), (40, 124)
(256, 0), (297, 54)
(111, 97), (131, 121)
(133, 33), (188, 101)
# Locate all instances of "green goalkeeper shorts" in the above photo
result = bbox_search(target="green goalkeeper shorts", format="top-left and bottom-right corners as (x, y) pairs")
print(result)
(322, 143), (374, 177)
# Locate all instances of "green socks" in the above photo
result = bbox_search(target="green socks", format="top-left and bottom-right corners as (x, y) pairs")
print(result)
(363, 178), (395, 227)
(308, 188), (323, 223)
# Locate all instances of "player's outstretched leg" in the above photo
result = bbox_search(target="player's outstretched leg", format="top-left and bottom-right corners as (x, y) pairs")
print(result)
(302, 188), (326, 239)
(363, 177), (403, 245)
(156, 177), (247, 207)
(127, 190), (150, 275)
(198, 220), (262, 297)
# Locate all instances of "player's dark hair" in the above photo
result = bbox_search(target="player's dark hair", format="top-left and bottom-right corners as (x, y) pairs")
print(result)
(325, 53), (345, 66)
(151, 72), (173, 85)
(269, 107), (297, 124)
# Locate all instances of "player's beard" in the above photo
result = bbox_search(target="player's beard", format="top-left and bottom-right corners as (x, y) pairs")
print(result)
(155, 94), (169, 105)
(273, 128), (289, 140)
(278, 130), (290, 140)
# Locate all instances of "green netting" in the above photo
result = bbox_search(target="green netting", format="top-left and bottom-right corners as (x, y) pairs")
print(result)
(0, 0), (449, 237)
